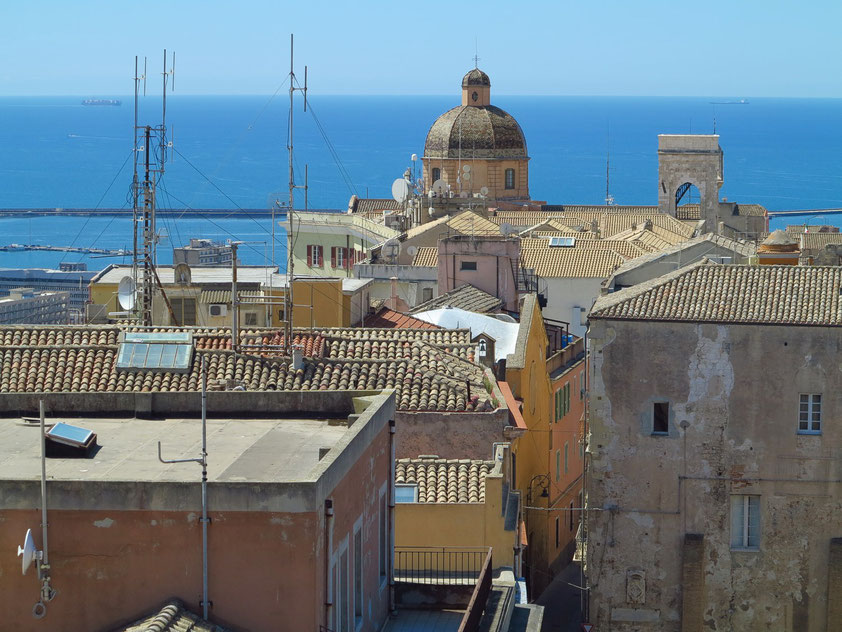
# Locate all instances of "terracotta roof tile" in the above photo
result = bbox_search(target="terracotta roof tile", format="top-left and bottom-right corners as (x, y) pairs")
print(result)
(115, 599), (231, 632)
(395, 457), (494, 503)
(591, 262), (842, 325)
(410, 284), (503, 314)
(363, 308), (440, 329)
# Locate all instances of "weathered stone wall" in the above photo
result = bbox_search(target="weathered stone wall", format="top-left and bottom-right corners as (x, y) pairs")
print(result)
(587, 318), (842, 631)
(658, 134), (723, 233)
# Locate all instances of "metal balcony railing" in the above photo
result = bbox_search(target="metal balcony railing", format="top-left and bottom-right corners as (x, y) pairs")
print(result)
(394, 546), (491, 586)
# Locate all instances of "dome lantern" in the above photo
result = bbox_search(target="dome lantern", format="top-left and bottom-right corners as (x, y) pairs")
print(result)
(462, 68), (491, 107)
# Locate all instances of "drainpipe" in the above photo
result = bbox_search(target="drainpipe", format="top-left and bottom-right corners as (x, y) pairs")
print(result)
(200, 359), (209, 620)
(388, 419), (396, 613)
(36, 401), (55, 615)
(324, 498), (334, 628)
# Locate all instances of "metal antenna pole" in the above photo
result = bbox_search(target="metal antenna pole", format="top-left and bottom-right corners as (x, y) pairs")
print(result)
(286, 34), (295, 351)
(231, 242), (239, 352)
(200, 356), (209, 620)
(132, 57), (140, 316)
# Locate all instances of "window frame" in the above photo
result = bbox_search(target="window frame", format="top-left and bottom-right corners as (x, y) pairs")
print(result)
(730, 495), (760, 551)
(378, 485), (388, 589)
(353, 519), (364, 630)
(395, 483), (418, 503)
(798, 393), (822, 434)
(652, 401), (669, 435)
(505, 168), (515, 190)
(460, 260), (477, 271)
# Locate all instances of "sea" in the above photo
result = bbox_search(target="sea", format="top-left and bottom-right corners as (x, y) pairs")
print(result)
(0, 95), (840, 270)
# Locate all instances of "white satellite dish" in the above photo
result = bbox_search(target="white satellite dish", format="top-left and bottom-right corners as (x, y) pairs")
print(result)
(382, 238), (402, 262)
(460, 192), (469, 198)
(500, 222), (517, 237)
(391, 178), (410, 203)
(17, 529), (39, 575)
(462, 172), (471, 181)
(462, 164), (471, 172)
(174, 262), (192, 285)
(406, 245), (418, 256)
(480, 186), (489, 196)
(432, 179), (448, 195)
(117, 276), (136, 311)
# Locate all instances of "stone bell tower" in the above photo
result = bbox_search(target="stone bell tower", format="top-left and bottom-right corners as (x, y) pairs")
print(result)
(658, 135), (723, 233)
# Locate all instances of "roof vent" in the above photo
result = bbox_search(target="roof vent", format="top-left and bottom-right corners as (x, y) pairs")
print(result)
(291, 345), (305, 370)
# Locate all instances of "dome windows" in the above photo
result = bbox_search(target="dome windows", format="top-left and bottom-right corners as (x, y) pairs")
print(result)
(505, 168), (516, 190)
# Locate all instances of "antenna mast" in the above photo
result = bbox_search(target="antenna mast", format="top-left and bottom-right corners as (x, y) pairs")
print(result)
(285, 34), (307, 350)
(132, 50), (175, 326)
(605, 125), (614, 206)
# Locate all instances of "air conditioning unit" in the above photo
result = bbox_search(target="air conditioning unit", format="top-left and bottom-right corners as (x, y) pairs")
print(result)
(209, 304), (227, 317)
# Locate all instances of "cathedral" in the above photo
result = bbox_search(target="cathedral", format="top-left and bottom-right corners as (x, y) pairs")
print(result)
(422, 67), (530, 202)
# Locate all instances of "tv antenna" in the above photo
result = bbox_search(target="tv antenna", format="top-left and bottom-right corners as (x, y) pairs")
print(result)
(131, 50), (176, 326)
(605, 124), (614, 206)
(157, 356), (210, 620)
(284, 34), (308, 352)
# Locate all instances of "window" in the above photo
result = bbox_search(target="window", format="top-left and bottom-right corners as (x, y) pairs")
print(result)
(432, 167), (441, 183)
(564, 442), (569, 475)
(460, 261), (477, 271)
(653, 402), (669, 434)
(353, 527), (363, 627)
(395, 484), (418, 503)
(549, 236), (576, 247)
(332, 246), (348, 270)
(379, 489), (388, 583)
(244, 312), (257, 326)
(505, 168), (515, 189)
(339, 549), (350, 632)
(117, 333), (193, 371)
(555, 449), (560, 482)
(422, 287), (433, 302)
(170, 297), (196, 325)
(307, 244), (324, 267)
(731, 495), (760, 550)
(555, 383), (571, 421)
(798, 393), (822, 434)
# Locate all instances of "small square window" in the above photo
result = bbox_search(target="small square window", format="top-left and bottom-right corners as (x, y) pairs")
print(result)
(653, 402), (669, 434)
(460, 261), (477, 271)
(395, 484), (418, 503)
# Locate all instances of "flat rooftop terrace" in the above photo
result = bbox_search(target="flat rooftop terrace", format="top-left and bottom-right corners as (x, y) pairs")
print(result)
(0, 416), (348, 484)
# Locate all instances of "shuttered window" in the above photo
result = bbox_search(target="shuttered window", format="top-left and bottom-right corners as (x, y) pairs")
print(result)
(170, 298), (196, 326)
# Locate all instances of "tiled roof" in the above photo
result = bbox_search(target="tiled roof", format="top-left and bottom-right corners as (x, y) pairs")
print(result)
(412, 246), (439, 267)
(674, 203), (768, 220)
(411, 284), (503, 314)
(445, 211), (501, 236)
(0, 326), (494, 412)
(363, 307), (440, 329)
(199, 290), (262, 304)
(794, 232), (842, 256)
(521, 246), (626, 278)
(349, 197), (402, 215)
(115, 599), (231, 632)
(491, 208), (696, 241)
(591, 262), (842, 325)
(396, 457), (494, 503)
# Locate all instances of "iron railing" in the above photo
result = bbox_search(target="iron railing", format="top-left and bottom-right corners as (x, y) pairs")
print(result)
(457, 548), (493, 632)
(394, 546), (490, 585)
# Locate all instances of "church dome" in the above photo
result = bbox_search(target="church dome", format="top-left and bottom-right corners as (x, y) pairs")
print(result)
(462, 68), (490, 87)
(424, 105), (528, 160)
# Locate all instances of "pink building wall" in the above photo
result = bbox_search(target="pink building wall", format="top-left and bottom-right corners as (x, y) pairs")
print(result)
(437, 236), (521, 312)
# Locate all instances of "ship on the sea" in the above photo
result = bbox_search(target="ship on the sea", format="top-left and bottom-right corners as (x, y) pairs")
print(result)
(82, 99), (122, 106)
(709, 98), (749, 105)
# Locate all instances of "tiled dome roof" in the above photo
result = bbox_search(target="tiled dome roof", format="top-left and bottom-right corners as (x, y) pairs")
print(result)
(462, 68), (490, 87)
(424, 105), (527, 160)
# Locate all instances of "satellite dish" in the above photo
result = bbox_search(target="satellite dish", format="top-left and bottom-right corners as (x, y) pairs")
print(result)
(500, 223), (517, 237)
(462, 172), (471, 181)
(459, 192), (469, 199)
(117, 276), (136, 311)
(382, 238), (402, 262)
(480, 186), (489, 196)
(432, 179), (448, 195)
(174, 262), (192, 285)
(463, 164), (471, 172)
(391, 178), (410, 203)
(18, 529), (38, 575)
(410, 153), (418, 162)
(406, 245), (418, 256)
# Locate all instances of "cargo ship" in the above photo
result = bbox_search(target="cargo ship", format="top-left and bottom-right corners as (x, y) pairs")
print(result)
(82, 99), (122, 106)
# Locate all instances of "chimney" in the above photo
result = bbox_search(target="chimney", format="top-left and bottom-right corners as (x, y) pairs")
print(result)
(291, 344), (304, 370)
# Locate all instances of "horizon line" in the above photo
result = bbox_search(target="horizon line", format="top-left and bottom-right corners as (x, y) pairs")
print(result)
(1, 93), (841, 100)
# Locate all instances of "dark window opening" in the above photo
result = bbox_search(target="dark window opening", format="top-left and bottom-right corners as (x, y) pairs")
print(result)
(461, 261), (477, 271)
(653, 402), (669, 434)
(505, 168), (515, 189)
(432, 167), (441, 183)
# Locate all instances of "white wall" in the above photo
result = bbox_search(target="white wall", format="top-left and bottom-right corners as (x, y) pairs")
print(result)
(540, 277), (603, 337)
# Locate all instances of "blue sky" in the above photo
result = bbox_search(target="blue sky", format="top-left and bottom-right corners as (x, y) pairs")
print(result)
(1, 0), (840, 97)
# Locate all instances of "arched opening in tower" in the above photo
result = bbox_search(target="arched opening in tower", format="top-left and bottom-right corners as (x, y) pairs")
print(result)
(675, 182), (701, 208)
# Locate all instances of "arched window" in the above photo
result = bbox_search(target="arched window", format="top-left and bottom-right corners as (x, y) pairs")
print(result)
(505, 168), (515, 189)
(432, 167), (441, 183)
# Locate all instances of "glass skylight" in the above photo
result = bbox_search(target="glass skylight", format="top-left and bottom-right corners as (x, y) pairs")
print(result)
(548, 237), (576, 247)
(47, 422), (94, 447)
(116, 341), (192, 371)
